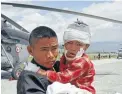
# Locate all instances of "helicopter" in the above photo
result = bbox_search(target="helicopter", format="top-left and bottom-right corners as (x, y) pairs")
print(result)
(1, 2), (122, 80)
(1, 13), (30, 79)
(117, 44), (122, 59)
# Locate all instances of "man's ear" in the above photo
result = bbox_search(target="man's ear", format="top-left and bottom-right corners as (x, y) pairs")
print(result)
(27, 45), (33, 56)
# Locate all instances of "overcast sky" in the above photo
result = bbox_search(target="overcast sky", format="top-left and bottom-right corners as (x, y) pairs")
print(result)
(1, 0), (122, 43)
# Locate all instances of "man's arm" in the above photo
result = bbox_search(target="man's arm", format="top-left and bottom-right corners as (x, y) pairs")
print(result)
(46, 58), (90, 83)
(17, 70), (51, 94)
(76, 62), (96, 94)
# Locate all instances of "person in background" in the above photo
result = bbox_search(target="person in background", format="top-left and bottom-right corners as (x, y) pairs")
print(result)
(98, 53), (101, 60)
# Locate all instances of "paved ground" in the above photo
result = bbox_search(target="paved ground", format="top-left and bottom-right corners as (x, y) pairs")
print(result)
(1, 59), (122, 94)
(93, 59), (122, 94)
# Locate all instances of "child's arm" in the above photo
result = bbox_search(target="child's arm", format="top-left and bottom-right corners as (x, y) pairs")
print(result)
(82, 64), (95, 85)
(37, 58), (91, 83)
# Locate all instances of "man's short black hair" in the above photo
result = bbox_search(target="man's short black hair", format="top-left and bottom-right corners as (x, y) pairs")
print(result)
(29, 26), (57, 45)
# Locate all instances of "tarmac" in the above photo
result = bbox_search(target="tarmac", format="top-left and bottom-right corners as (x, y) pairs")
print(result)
(1, 59), (122, 94)
(93, 59), (122, 94)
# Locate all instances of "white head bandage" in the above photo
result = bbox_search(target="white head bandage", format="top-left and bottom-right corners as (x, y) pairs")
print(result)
(63, 21), (91, 44)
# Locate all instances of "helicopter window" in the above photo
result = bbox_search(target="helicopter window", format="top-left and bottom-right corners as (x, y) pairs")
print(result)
(6, 46), (11, 53)
(1, 30), (10, 38)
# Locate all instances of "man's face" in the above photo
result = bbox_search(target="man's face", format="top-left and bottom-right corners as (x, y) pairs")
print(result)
(28, 37), (58, 68)
(64, 40), (86, 59)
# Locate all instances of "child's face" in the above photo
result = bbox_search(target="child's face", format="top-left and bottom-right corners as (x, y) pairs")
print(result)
(27, 37), (59, 68)
(64, 40), (86, 59)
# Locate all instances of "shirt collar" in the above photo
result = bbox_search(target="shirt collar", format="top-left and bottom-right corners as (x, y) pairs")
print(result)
(31, 59), (51, 71)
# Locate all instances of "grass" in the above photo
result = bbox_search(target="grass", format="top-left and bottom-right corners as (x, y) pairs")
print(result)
(88, 54), (117, 60)
(27, 53), (117, 62)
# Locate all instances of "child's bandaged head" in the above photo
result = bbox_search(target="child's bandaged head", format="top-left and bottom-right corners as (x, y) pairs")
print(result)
(63, 20), (91, 44)
(63, 20), (91, 61)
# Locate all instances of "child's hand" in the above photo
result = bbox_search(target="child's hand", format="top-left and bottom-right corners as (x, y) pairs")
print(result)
(37, 69), (47, 76)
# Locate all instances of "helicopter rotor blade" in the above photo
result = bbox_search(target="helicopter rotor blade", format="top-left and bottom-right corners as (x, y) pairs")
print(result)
(1, 2), (122, 24)
(1, 13), (29, 33)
